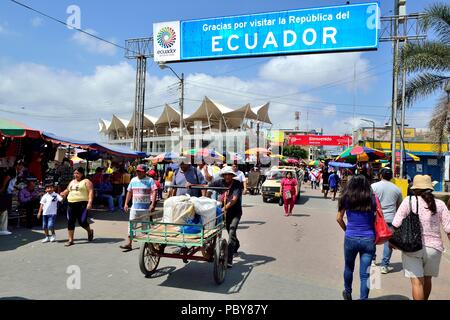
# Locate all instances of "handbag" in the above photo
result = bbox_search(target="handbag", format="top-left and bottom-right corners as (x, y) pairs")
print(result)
(374, 195), (393, 245)
(389, 196), (423, 252)
(279, 196), (284, 206)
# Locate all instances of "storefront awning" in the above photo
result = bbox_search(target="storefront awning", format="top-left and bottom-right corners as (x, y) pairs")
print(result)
(42, 132), (146, 158)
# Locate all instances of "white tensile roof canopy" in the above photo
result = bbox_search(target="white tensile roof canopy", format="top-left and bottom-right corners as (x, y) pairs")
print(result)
(252, 103), (272, 125)
(100, 97), (271, 138)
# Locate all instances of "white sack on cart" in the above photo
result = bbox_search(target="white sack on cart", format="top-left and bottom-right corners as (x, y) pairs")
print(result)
(190, 197), (220, 229)
(171, 202), (196, 224)
(162, 195), (192, 223)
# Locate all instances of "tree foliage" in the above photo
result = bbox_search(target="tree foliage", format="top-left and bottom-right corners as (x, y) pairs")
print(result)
(401, 2), (450, 146)
(283, 145), (308, 160)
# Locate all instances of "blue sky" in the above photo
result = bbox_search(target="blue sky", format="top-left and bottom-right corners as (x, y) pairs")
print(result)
(0, 0), (440, 141)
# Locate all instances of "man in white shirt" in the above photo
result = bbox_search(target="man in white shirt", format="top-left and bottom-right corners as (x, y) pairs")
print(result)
(371, 168), (403, 274)
(198, 161), (214, 183)
(232, 164), (247, 194)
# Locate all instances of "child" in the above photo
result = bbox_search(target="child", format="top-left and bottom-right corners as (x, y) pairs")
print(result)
(37, 183), (63, 243)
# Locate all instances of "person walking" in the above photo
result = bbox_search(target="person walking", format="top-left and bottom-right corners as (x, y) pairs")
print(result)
(232, 164), (248, 194)
(170, 158), (206, 198)
(322, 167), (331, 199)
(280, 171), (298, 216)
(207, 166), (243, 268)
(310, 169), (318, 189)
(163, 167), (174, 193)
(371, 168), (403, 273)
(329, 170), (340, 201)
(392, 175), (450, 300)
(37, 183), (63, 243)
(336, 175), (377, 300)
(60, 167), (94, 247)
(0, 168), (15, 236)
(120, 164), (157, 252)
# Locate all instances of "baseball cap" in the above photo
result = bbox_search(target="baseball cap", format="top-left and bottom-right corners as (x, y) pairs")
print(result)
(147, 169), (156, 177)
(136, 164), (148, 172)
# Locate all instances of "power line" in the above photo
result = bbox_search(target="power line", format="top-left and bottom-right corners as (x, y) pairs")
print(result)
(185, 68), (392, 110)
(8, 0), (137, 55)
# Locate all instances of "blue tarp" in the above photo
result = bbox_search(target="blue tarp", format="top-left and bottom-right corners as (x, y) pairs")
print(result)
(42, 132), (146, 158)
(328, 161), (356, 169)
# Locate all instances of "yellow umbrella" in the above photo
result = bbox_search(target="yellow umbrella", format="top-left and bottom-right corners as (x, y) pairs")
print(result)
(245, 147), (270, 155)
(70, 156), (85, 164)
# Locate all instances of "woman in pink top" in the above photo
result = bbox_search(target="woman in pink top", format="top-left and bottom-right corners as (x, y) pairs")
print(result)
(281, 172), (298, 216)
(392, 175), (450, 300)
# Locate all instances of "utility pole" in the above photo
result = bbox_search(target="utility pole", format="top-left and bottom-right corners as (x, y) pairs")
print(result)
(390, 0), (400, 174)
(125, 37), (153, 152)
(400, 49), (407, 178)
(159, 64), (184, 154)
(180, 73), (185, 153)
(379, 1), (426, 175)
(256, 121), (260, 165)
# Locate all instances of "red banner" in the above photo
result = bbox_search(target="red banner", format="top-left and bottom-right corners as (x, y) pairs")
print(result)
(288, 135), (353, 146)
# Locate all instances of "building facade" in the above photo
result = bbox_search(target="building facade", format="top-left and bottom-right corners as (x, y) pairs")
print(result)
(99, 96), (273, 158)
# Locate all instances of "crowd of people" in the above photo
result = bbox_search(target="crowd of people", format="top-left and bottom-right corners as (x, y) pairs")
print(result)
(336, 168), (450, 300)
(1, 155), (450, 299)
(0, 156), (249, 268)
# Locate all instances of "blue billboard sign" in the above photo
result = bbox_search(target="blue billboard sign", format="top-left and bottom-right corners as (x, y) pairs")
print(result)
(153, 2), (379, 62)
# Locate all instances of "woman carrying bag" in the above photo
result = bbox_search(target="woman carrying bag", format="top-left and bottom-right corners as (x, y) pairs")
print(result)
(336, 175), (377, 300)
(392, 175), (450, 300)
(280, 172), (298, 216)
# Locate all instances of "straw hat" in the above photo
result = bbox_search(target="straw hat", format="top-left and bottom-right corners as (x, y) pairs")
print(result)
(411, 175), (434, 191)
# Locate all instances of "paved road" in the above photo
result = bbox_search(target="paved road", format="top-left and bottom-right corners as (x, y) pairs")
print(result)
(1, 187), (449, 300)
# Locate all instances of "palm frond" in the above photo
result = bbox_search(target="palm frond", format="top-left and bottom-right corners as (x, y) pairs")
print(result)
(420, 3), (450, 44)
(401, 42), (450, 73)
(429, 93), (450, 150)
(404, 73), (449, 106)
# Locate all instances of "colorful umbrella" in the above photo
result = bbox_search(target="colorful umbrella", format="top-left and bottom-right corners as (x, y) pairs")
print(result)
(152, 152), (180, 163)
(0, 118), (41, 138)
(287, 158), (299, 165)
(228, 152), (244, 162)
(245, 147), (270, 155)
(336, 146), (386, 163)
(183, 148), (224, 161)
(308, 160), (323, 167)
(385, 151), (420, 162)
(270, 154), (285, 159)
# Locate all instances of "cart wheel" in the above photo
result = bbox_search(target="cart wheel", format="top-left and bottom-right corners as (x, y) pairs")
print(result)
(213, 238), (228, 285)
(139, 243), (160, 277)
(201, 238), (216, 262)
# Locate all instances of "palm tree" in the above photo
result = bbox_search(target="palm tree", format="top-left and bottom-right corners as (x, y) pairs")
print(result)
(402, 3), (450, 147)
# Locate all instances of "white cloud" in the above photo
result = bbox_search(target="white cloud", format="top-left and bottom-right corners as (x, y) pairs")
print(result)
(31, 17), (44, 28)
(0, 62), (320, 139)
(71, 28), (117, 56)
(259, 52), (372, 90)
(0, 61), (424, 142)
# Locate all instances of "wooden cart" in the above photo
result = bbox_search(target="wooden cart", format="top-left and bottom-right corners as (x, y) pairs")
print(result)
(130, 186), (229, 284)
